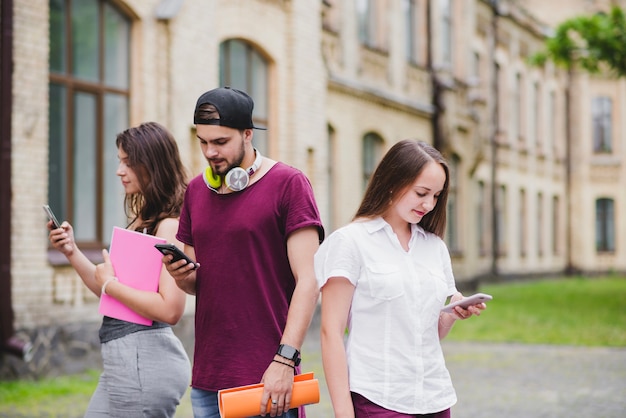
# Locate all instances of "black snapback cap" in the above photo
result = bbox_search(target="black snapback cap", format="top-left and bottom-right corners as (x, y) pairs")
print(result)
(193, 86), (266, 130)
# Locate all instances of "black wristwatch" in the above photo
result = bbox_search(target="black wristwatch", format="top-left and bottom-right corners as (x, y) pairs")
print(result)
(276, 344), (301, 366)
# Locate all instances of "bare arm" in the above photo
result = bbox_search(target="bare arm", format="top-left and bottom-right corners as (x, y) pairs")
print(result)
(320, 277), (356, 418)
(438, 292), (486, 339)
(260, 226), (320, 417)
(94, 218), (188, 325)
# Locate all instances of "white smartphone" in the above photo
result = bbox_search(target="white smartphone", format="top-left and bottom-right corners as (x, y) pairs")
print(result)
(441, 292), (492, 313)
(43, 204), (61, 229)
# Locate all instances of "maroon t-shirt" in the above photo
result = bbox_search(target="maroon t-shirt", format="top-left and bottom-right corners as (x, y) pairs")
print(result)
(177, 162), (323, 392)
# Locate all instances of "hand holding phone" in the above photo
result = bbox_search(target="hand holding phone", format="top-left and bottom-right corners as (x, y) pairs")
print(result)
(441, 293), (492, 313)
(154, 243), (198, 270)
(43, 204), (61, 229)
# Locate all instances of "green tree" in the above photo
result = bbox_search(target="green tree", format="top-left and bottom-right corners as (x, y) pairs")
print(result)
(530, 6), (626, 77)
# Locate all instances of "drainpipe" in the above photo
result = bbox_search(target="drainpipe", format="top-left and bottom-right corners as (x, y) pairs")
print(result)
(489, 0), (499, 277)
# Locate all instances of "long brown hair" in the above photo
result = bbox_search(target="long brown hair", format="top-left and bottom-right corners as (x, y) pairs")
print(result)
(354, 139), (450, 238)
(116, 122), (188, 235)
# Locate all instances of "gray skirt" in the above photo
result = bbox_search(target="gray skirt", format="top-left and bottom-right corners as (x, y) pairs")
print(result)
(85, 327), (191, 418)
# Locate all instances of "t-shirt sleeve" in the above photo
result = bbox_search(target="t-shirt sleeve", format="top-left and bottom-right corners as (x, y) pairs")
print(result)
(314, 228), (360, 289)
(281, 170), (324, 242)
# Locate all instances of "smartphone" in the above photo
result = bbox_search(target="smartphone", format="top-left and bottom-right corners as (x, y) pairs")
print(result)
(154, 243), (198, 269)
(441, 293), (492, 313)
(43, 204), (61, 229)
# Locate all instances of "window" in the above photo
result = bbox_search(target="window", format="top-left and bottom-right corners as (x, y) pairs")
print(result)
(477, 181), (487, 256)
(519, 189), (526, 257)
(552, 195), (560, 255)
(595, 198), (615, 252)
(513, 73), (521, 142)
(548, 90), (556, 155)
(496, 185), (506, 255)
(495, 63), (504, 134)
(592, 96), (612, 153)
(220, 39), (269, 156)
(356, 0), (375, 48)
(356, 0), (388, 51)
(362, 133), (384, 192)
(440, 0), (453, 66)
(532, 81), (541, 151)
(446, 155), (460, 253)
(48, 0), (130, 246)
(403, 0), (419, 63)
(537, 192), (543, 257)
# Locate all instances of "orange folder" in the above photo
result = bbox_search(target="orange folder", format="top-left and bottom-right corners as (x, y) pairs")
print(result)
(218, 372), (320, 418)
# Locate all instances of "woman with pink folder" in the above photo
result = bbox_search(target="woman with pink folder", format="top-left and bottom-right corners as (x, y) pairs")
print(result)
(315, 140), (487, 418)
(47, 122), (191, 417)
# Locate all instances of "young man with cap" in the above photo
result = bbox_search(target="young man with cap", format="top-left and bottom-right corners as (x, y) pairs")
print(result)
(164, 86), (324, 418)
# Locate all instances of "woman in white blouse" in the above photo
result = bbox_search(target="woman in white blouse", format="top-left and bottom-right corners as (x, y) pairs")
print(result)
(315, 140), (486, 418)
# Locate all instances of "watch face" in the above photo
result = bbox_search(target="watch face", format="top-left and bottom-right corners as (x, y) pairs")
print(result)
(279, 344), (298, 359)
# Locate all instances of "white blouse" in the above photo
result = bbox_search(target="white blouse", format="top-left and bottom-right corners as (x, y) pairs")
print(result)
(315, 217), (458, 414)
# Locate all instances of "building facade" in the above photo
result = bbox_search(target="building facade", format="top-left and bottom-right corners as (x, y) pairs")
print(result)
(1, 0), (624, 377)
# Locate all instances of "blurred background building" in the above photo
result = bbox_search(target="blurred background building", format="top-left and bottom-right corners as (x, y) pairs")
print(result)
(1, 0), (624, 377)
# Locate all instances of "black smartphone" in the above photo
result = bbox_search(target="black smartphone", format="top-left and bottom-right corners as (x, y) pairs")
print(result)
(43, 204), (61, 229)
(154, 243), (198, 269)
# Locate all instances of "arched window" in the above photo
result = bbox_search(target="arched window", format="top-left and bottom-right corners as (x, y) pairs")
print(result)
(362, 133), (384, 192)
(219, 39), (269, 155)
(48, 0), (130, 247)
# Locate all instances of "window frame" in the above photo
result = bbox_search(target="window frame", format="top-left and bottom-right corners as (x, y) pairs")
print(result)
(219, 39), (270, 156)
(48, 0), (131, 251)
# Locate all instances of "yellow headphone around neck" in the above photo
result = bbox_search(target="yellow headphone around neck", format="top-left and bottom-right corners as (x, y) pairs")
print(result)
(203, 149), (263, 192)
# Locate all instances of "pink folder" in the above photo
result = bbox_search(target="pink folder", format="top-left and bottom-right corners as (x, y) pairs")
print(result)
(218, 373), (320, 418)
(98, 227), (166, 325)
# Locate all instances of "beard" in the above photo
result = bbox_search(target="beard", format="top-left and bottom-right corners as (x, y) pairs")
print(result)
(208, 139), (245, 176)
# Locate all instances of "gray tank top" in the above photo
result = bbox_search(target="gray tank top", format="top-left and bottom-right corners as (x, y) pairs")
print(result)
(99, 316), (169, 344)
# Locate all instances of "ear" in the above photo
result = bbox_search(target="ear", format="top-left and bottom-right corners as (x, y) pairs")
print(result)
(243, 128), (254, 142)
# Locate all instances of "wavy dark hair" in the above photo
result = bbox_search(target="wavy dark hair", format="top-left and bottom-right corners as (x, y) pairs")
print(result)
(354, 139), (450, 238)
(116, 122), (188, 235)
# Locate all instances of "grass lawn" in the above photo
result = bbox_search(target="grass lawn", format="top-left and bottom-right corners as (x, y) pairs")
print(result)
(447, 276), (626, 346)
(0, 369), (99, 404)
(1, 275), (625, 414)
